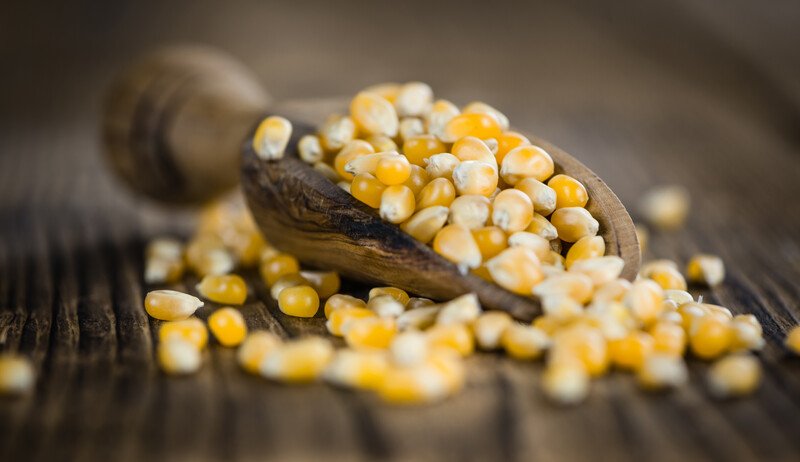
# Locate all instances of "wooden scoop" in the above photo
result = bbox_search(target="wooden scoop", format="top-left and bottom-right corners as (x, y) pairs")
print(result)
(103, 46), (640, 320)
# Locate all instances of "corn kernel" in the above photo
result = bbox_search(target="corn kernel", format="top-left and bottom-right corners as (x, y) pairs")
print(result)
(508, 231), (550, 260)
(324, 348), (389, 390)
(407, 297), (435, 309)
(377, 363), (450, 404)
(260, 253), (301, 286)
(425, 153), (460, 180)
(368, 287), (410, 306)
(463, 101), (509, 130)
(366, 134), (398, 153)
(395, 82), (433, 117)
(533, 273), (594, 304)
(278, 285), (320, 318)
(380, 185), (416, 224)
(550, 207), (599, 243)
(491, 189), (533, 233)
(186, 235), (235, 277)
(637, 354), (688, 390)
(208, 307), (247, 347)
(624, 279), (664, 326)
(689, 316), (731, 360)
(664, 289), (693, 305)
(541, 294), (583, 322)
(390, 330), (429, 367)
(260, 336), (334, 383)
(515, 178), (556, 216)
(0, 355), (35, 396)
(502, 324), (549, 360)
(299, 271), (340, 300)
(351, 172), (387, 208)
(368, 294), (406, 318)
(145, 290), (204, 321)
(451, 136), (498, 169)
(344, 152), (388, 176)
(196, 274), (248, 305)
(237, 331), (282, 374)
(541, 363), (589, 405)
(486, 246), (544, 295)
(433, 224), (483, 272)
(298, 134), (324, 164)
(448, 195), (491, 230)
(639, 185), (690, 230)
(729, 314), (764, 351)
(159, 317), (208, 350)
(593, 279), (632, 303)
(686, 254), (725, 287)
(403, 135), (447, 167)
(500, 145), (554, 185)
(649, 321), (686, 356)
(707, 354), (760, 398)
(350, 92), (398, 137)
(334, 139), (374, 181)
(145, 238), (185, 284)
(452, 161), (499, 197)
(327, 307), (377, 336)
(472, 226), (508, 260)
(565, 236), (605, 269)
(376, 154), (412, 186)
(495, 131), (530, 165)
(397, 306), (441, 331)
(569, 256), (625, 287)
(158, 338), (202, 375)
(401, 206), (449, 243)
(552, 326), (609, 376)
(324, 293), (367, 318)
(641, 261), (687, 291)
(435, 293), (481, 326)
(427, 323), (475, 356)
(442, 112), (502, 143)
(785, 325), (800, 355)
(609, 331), (654, 371)
(547, 174), (589, 209)
(416, 177), (456, 209)
(426, 99), (460, 140)
(253, 116), (292, 160)
(526, 213), (558, 241)
(319, 115), (356, 151)
(399, 117), (425, 140)
(677, 302), (707, 332)
(345, 317), (397, 349)
(362, 82), (401, 103)
(473, 311), (513, 350)
(401, 164), (430, 196)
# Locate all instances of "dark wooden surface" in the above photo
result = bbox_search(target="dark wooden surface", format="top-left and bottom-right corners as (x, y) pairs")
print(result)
(1, 1), (800, 461)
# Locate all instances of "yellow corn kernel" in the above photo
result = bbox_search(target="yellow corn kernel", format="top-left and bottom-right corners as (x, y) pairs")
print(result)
(397, 306), (441, 330)
(677, 302), (707, 332)
(624, 279), (664, 326)
(463, 101), (509, 130)
(395, 82), (433, 117)
(380, 185), (416, 224)
(368, 295), (406, 318)
(541, 362), (589, 405)
(551, 326), (609, 376)
(515, 178), (557, 216)
(208, 307), (247, 347)
(640, 260), (687, 291)
(486, 246), (544, 295)
(637, 354), (688, 390)
(363, 82), (401, 103)
(547, 174), (589, 209)
(159, 318), (208, 350)
(237, 331), (282, 374)
(390, 330), (429, 367)
(144, 237), (185, 284)
(269, 273), (309, 300)
(427, 323), (475, 357)
(185, 235), (235, 277)
(350, 92), (398, 137)
(324, 348), (389, 390)
(544, 250), (567, 269)
(435, 293), (482, 326)
(345, 317), (397, 349)
(451, 160), (498, 197)
(495, 131), (530, 165)
(550, 207), (599, 243)
(319, 114), (356, 151)
(334, 139), (375, 181)
(526, 213), (558, 241)
(686, 254), (725, 287)
(565, 235), (605, 269)
(326, 307), (377, 336)
(424, 153), (460, 180)
(473, 311), (513, 350)
(399, 117), (425, 140)
(400, 206), (449, 243)
(366, 134), (398, 153)
(376, 154), (412, 185)
(402, 135), (447, 167)
(401, 164), (430, 196)
(344, 152), (388, 176)
(252, 116), (292, 160)
(508, 231), (550, 260)
(664, 289), (694, 305)
(426, 99), (460, 140)
(533, 273), (594, 304)
(324, 294), (367, 318)
(158, 338), (202, 375)
(569, 256), (625, 287)
(0, 355), (35, 396)
(451, 136), (498, 169)
(299, 271), (341, 300)
(501, 323), (549, 360)
(649, 321), (686, 356)
(689, 316), (732, 360)
(639, 185), (690, 230)
(146, 237), (183, 261)
(260, 244), (281, 264)
(298, 134), (324, 164)
(260, 253), (301, 287)
(416, 177), (456, 209)
(609, 331), (654, 371)
(784, 325), (800, 355)
(449, 195), (491, 230)
(278, 285), (320, 318)
(492, 189), (533, 233)
(369, 287), (410, 306)
(472, 226), (508, 260)
(433, 224), (483, 271)
(260, 336), (334, 383)
(407, 297), (435, 310)
(377, 362), (451, 404)
(500, 145), (554, 185)
(707, 354), (760, 398)
(196, 274), (248, 305)
(351, 172), (387, 208)
(442, 112), (502, 143)
(145, 290), (204, 321)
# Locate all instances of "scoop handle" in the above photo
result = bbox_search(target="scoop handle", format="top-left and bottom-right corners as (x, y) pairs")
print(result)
(102, 46), (270, 204)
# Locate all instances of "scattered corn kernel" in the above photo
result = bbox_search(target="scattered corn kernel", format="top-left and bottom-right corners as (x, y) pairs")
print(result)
(344, 317), (397, 349)
(327, 307), (377, 336)
(403, 135), (447, 166)
(368, 294), (406, 318)
(237, 331), (282, 374)
(435, 293), (481, 326)
(278, 285), (320, 318)
(427, 323), (475, 357)
(707, 354), (760, 398)
(260, 336), (334, 383)
(260, 253), (301, 287)
(686, 254), (725, 287)
(0, 355), (35, 396)
(319, 115), (357, 151)
(159, 317), (208, 350)
(299, 271), (340, 300)
(501, 323), (549, 360)
(350, 92), (398, 137)
(472, 226), (508, 260)
(541, 363), (589, 405)
(390, 330), (429, 367)
(425, 153), (460, 180)
(495, 131), (530, 165)
(639, 185), (690, 230)
(253, 116), (292, 160)
(515, 178), (556, 216)
(395, 82), (433, 117)
(145, 290), (204, 321)
(196, 274), (248, 305)
(452, 161), (499, 197)
(208, 307), (248, 347)
(426, 99), (460, 140)
(637, 354), (688, 390)
(689, 316), (732, 360)
(474, 311), (513, 350)
(158, 338), (202, 375)
(785, 325), (800, 355)
(324, 348), (389, 390)
(324, 294), (367, 318)
(609, 331), (654, 371)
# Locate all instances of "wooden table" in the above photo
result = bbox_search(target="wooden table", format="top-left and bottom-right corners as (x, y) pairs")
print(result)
(1, 1), (799, 460)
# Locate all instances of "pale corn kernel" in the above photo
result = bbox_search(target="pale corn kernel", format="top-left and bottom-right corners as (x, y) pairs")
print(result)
(278, 285), (320, 318)
(541, 295), (583, 322)
(416, 177), (456, 209)
(260, 336), (334, 383)
(319, 115), (356, 151)
(345, 317), (397, 349)
(704, 304), (733, 320)
(298, 134), (324, 164)
(550, 326), (608, 376)
(532, 314), (565, 336)
(145, 290), (204, 321)
(664, 289), (694, 305)
(433, 224), (483, 272)
(544, 250), (567, 268)
(637, 354), (688, 390)
(0, 355), (35, 396)
(474, 311), (513, 350)
(550, 207), (599, 243)
(158, 338), (201, 375)
(345, 151), (395, 176)
(486, 246), (544, 295)
(785, 326), (800, 355)
(208, 307), (247, 347)
(541, 262), (566, 278)
(144, 257), (185, 285)
(402, 164), (430, 196)
(435, 293), (482, 326)
(260, 253), (301, 286)
(324, 294), (367, 318)
(452, 161), (499, 197)
(334, 139), (375, 181)
(323, 348), (389, 390)
(729, 315), (765, 351)
(400, 206), (449, 244)
(507, 231), (550, 261)
(641, 262), (687, 291)
(502, 323), (549, 360)
(237, 331), (282, 374)
(159, 318), (208, 350)
(399, 117), (426, 140)
(451, 136), (498, 169)
(639, 185), (690, 230)
(442, 112), (502, 143)
(376, 154), (412, 186)
(449, 195), (492, 230)
(350, 92), (398, 137)
(397, 306), (441, 330)
(689, 316), (732, 360)
(624, 279), (664, 326)
(259, 245), (281, 264)
(533, 273), (594, 304)
(395, 82), (433, 117)
(463, 101), (509, 130)
(515, 178), (557, 216)
(707, 354), (760, 398)
(569, 256), (625, 287)
(472, 226), (508, 260)
(363, 82), (401, 103)
(367, 134), (398, 153)
(425, 153), (460, 180)
(299, 271), (340, 300)
(378, 363), (450, 404)
(253, 116), (292, 160)
(500, 145), (554, 185)
(313, 162), (341, 182)
(403, 135), (447, 167)
(492, 189), (533, 233)
(649, 321), (687, 356)
(659, 309), (684, 325)
(351, 172), (387, 208)
(565, 236), (605, 269)
(541, 363), (589, 405)
(608, 331), (654, 371)
(147, 237), (184, 261)
(390, 330), (429, 367)
(326, 307), (377, 336)
(677, 302), (708, 332)
(495, 131), (530, 165)
(548, 174), (589, 209)
(407, 297), (435, 309)
(686, 254), (725, 287)
(368, 287), (410, 306)
(186, 235), (235, 277)
(426, 99), (460, 140)
(368, 294), (406, 318)
(526, 213), (559, 241)
(196, 274), (248, 305)
(484, 138), (498, 154)
(635, 223), (649, 255)
(380, 185), (416, 224)
(426, 323), (475, 357)
(428, 348), (466, 394)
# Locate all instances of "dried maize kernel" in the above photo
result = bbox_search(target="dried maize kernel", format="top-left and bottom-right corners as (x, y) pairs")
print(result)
(508, 231), (550, 260)
(298, 134), (324, 164)
(401, 206), (449, 243)
(144, 237), (185, 284)
(541, 294), (583, 322)
(533, 272), (594, 304)
(664, 289), (693, 305)
(547, 174), (589, 209)
(428, 348), (465, 395)
(208, 307), (247, 347)
(495, 131), (530, 165)
(350, 92), (398, 137)
(639, 185), (690, 230)
(319, 115), (356, 151)
(376, 154), (412, 186)
(451, 136), (498, 169)
(541, 363), (589, 405)
(327, 307), (377, 336)
(185, 235), (235, 277)
(463, 101), (509, 130)
(569, 256), (625, 287)
(369, 287), (410, 306)
(427, 323), (475, 357)
(147, 237), (184, 261)
(442, 112), (502, 143)
(366, 134), (398, 153)
(402, 164), (430, 196)
(677, 302), (707, 332)
(637, 354), (688, 390)
(159, 317), (208, 350)
(550, 207), (599, 243)
(397, 306), (441, 330)
(433, 224), (483, 272)
(452, 161), (499, 197)
(399, 117), (425, 140)
(260, 253), (301, 286)
(486, 246), (543, 295)
(649, 321), (686, 356)
(641, 262), (687, 291)
(500, 145), (554, 185)
(492, 189), (533, 233)
(0, 355), (35, 396)
(552, 326), (609, 376)
(344, 152), (387, 176)
(502, 324), (549, 360)
(260, 336), (334, 383)
(378, 363), (450, 404)
(689, 316), (732, 360)
(145, 290), (204, 321)
(395, 82), (433, 117)
(474, 311), (513, 350)
(449, 195), (491, 230)
(426, 99), (460, 140)
(425, 153), (460, 180)
(390, 330), (429, 367)
(351, 172), (387, 208)
(237, 331), (282, 374)
(299, 271), (340, 300)
(707, 354), (760, 398)
(609, 331), (654, 371)
(368, 295), (406, 318)
(686, 254), (725, 287)
(624, 279), (664, 326)
(278, 285), (320, 318)
(729, 314), (764, 351)
(324, 348), (389, 390)
(345, 317), (397, 349)
(253, 116), (292, 160)
(416, 178), (456, 209)
(526, 213), (559, 241)
(324, 294), (367, 318)
(158, 338), (201, 375)
(403, 135), (447, 167)
(196, 274), (248, 305)
(407, 297), (435, 310)
(565, 236), (605, 269)
(472, 226), (508, 260)
(380, 185), (416, 224)
(515, 178), (556, 216)
(334, 139), (375, 181)
(363, 82), (401, 103)
(785, 325), (800, 355)
(435, 293), (481, 326)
